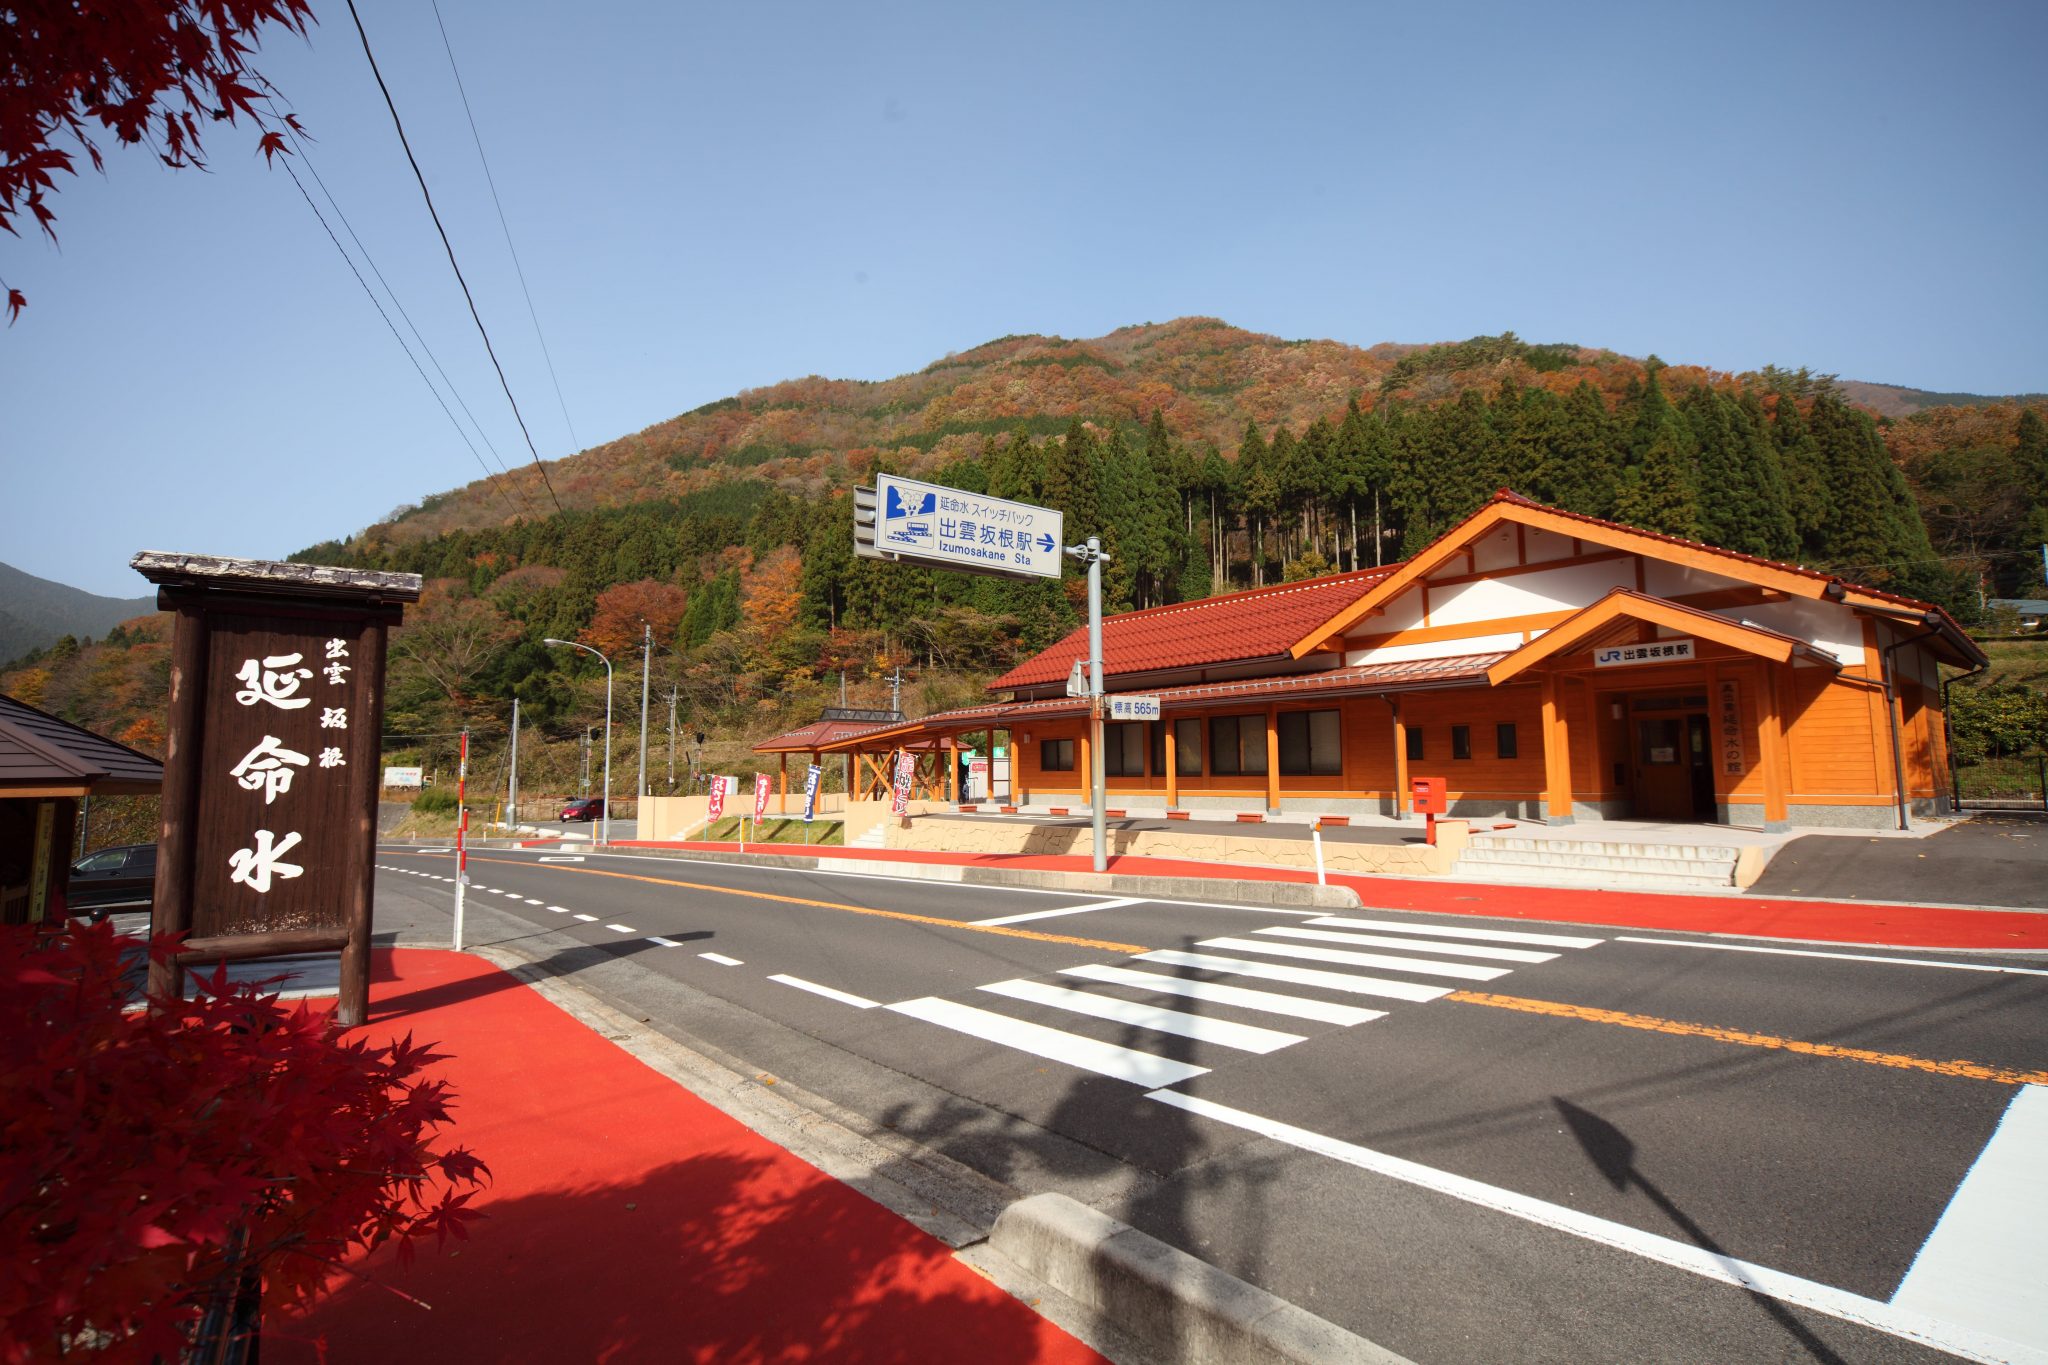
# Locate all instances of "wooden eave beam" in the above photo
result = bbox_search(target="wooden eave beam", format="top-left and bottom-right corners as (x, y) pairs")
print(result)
(1486, 593), (1798, 685)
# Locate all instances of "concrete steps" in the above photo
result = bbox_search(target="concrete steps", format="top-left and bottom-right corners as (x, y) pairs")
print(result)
(850, 822), (890, 849)
(1453, 833), (1742, 891)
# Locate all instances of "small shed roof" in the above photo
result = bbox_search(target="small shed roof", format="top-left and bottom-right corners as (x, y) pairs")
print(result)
(0, 694), (164, 797)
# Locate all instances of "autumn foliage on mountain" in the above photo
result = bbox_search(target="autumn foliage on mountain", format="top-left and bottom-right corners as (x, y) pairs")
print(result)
(8, 321), (2045, 770)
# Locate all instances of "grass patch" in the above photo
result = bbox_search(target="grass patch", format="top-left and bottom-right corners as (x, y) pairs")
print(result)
(701, 816), (843, 845)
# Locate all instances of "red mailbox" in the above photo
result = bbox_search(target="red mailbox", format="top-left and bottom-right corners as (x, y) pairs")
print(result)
(1410, 776), (1448, 814)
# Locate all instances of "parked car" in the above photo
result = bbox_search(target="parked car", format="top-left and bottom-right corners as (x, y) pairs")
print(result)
(68, 843), (157, 920)
(559, 797), (606, 822)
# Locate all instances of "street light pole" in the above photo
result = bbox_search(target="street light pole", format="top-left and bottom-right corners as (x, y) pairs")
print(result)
(545, 638), (614, 848)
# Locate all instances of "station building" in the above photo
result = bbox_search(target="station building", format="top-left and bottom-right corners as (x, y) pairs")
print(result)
(762, 492), (1984, 831)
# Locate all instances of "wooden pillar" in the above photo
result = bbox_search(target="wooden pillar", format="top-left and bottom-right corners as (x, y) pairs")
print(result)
(1389, 698), (1409, 816)
(1541, 672), (1574, 824)
(1265, 705), (1281, 812)
(779, 753), (788, 814)
(337, 613), (386, 1027)
(1759, 664), (1790, 830)
(1163, 720), (1179, 809)
(1077, 728), (1091, 799)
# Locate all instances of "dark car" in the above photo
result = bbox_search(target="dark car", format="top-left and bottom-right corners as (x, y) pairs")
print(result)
(559, 797), (606, 822)
(68, 843), (157, 920)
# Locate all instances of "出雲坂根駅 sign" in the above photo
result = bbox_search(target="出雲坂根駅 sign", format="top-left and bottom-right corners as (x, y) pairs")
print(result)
(855, 474), (1063, 581)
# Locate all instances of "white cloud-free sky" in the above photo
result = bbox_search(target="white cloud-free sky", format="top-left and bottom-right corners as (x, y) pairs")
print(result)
(5, 0), (2044, 596)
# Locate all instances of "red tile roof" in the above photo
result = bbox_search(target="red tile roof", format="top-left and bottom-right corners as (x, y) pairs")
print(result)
(989, 565), (1401, 690)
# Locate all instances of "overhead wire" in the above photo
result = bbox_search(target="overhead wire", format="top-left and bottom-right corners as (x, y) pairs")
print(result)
(430, 0), (583, 457)
(284, 126), (534, 515)
(277, 153), (527, 521)
(344, 0), (566, 515)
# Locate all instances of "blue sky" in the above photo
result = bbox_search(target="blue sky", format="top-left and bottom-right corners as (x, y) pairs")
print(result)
(5, 0), (2044, 597)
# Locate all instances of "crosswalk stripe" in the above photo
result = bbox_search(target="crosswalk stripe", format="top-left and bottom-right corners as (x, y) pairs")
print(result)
(604, 923), (635, 934)
(1137, 950), (1451, 1003)
(1059, 964), (1388, 1026)
(887, 997), (1208, 1086)
(647, 936), (686, 947)
(1309, 916), (1603, 950)
(698, 951), (743, 965)
(974, 897), (1139, 927)
(771, 974), (881, 1009)
(573, 913), (598, 922)
(1255, 926), (1557, 964)
(978, 979), (1306, 1053)
(1198, 937), (1509, 982)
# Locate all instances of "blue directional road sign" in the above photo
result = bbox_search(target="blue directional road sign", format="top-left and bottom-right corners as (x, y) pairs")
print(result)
(867, 474), (1065, 581)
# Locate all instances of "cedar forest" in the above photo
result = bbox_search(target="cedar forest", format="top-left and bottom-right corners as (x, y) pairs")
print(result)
(8, 320), (2047, 801)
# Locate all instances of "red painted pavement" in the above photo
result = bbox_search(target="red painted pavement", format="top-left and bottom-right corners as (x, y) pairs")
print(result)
(270, 949), (1102, 1365)
(608, 840), (2048, 951)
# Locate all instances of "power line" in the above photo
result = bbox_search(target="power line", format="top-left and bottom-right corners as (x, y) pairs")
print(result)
(278, 154), (526, 521)
(431, 0), (583, 456)
(345, 0), (566, 515)
(285, 127), (534, 516)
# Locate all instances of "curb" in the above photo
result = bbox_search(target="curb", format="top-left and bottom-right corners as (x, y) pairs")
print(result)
(990, 1193), (1413, 1365)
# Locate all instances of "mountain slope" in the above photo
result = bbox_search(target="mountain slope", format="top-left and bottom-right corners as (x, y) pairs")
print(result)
(0, 562), (157, 666)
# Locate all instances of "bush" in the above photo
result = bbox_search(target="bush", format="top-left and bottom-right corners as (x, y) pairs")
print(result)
(0, 922), (488, 1360)
(412, 786), (460, 814)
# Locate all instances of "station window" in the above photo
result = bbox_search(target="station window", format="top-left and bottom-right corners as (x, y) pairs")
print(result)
(1497, 723), (1518, 759)
(1278, 709), (1342, 776)
(1451, 725), (1472, 760)
(1175, 718), (1204, 776)
(1209, 715), (1268, 775)
(1041, 737), (1075, 772)
(1104, 722), (1146, 776)
(1406, 727), (1424, 761)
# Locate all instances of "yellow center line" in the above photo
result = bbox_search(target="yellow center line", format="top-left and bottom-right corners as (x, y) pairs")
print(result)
(1448, 991), (2048, 1086)
(392, 851), (1151, 955)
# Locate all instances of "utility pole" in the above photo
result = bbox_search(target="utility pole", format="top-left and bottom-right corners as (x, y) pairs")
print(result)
(582, 727), (592, 795)
(887, 664), (906, 716)
(667, 684), (678, 789)
(638, 622), (652, 804)
(508, 697), (520, 829)
(1064, 535), (1111, 872)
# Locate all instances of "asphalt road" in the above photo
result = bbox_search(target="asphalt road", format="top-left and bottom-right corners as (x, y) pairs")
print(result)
(371, 847), (2048, 1364)
(1750, 813), (2048, 910)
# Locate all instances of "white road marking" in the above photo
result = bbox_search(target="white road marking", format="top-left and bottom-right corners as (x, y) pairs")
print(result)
(573, 913), (599, 922)
(1198, 936), (1510, 982)
(1310, 916), (1604, 949)
(771, 974), (881, 1010)
(1058, 964), (1389, 1026)
(888, 997), (1207, 1086)
(646, 937), (686, 948)
(1257, 926), (1558, 964)
(1137, 949), (1450, 1003)
(1614, 936), (2048, 977)
(973, 897), (1139, 927)
(524, 898), (546, 905)
(538, 856), (586, 863)
(978, 978), (1306, 1053)
(1146, 1091), (2039, 1365)
(1891, 1084), (2048, 1353)
(604, 923), (635, 934)
(698, 951), (743, 965)
(548, 905), (572, 913)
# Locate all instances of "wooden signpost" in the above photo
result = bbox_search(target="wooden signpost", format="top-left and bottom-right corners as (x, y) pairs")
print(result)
(132, 554), (421, 1026)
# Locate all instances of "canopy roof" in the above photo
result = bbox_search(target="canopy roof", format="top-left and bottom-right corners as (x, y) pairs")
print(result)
(0, 694), (163, 797)
(1484, 589), (1837, 685)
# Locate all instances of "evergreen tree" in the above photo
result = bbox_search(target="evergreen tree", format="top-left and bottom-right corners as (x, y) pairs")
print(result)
(1238, 422), (1278, 585)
